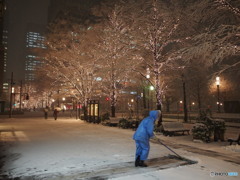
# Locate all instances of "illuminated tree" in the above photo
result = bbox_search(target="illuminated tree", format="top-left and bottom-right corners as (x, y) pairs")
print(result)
(215, 0), (240, 16)
(181, 0), (240, 74)
(35, 7), (102, 119)
(94, 3), (142, 117)
(129, 0), (184, 115)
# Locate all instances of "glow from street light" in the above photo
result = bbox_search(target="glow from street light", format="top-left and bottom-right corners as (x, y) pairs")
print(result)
(12, 87), (14, 93)
(146, 68), (150, 79)
(62, 97), (66, 101)
(216, 76), (220, 85)
(149, 86), (154, 90)
(180, 101), (183, 104)
(192, 102), (195, 105)
(131, 99), (134, 102)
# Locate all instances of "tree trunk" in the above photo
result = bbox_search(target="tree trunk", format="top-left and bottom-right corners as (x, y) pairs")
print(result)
(183, 81), (188, 122)
(156, 103), (162, 127)
(197, 83), (202, 115)
(166, 98), (170, 112)
(111, 105), (115, 117)
(143, 87), (147, 109)
(111, 87), (116, 117)
(83, 105), (88, 120)
(155, 68), (162, 126)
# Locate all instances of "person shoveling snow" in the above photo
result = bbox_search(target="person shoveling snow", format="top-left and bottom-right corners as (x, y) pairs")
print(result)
(133, 110), (161, 167)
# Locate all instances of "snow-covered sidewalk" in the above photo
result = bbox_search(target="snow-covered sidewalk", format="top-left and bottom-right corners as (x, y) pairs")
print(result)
(0, 117), (239, 179)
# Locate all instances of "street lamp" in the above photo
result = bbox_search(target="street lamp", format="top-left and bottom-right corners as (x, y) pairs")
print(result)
(216, 76), (220, 113)
(149, 85), (154, 91)
(148, 85), (154, 109)
(9, 72), (14, 118)
(190, 102), (195, 112)
(145, 69), (151, 110)
(146, 68), (150, 79)
(179, 101), (183, 112)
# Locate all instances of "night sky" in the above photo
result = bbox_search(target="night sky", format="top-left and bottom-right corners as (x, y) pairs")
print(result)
(4, 0), (107, 82)
(5, 0), (50, 81)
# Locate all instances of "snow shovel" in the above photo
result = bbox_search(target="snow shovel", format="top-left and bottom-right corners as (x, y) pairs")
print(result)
(154, 137), (183, 159)
(153, 135), (196, 164)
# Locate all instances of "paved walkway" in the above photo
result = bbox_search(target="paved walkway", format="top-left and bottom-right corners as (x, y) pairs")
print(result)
(0, 115), (239, 179)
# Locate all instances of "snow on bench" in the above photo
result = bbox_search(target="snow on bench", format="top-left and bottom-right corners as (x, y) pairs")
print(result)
(161, 122), (190, 136)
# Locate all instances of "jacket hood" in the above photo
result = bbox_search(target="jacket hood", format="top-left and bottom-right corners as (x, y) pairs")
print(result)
(149, 110), (161, 121)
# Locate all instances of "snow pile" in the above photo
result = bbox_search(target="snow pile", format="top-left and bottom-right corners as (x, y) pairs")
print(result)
(223, 144), (240, 152)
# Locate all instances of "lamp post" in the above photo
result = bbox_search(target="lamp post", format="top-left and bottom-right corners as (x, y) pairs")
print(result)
(191, 102), (195, 111)
(20, 80), (22, 111)
(146, 70), (150, 110)
(147, 85), (154, 110)
(182, 74), (188, 122)
(62, 97), (66, 112)
(179, 100), (183, 112)
(57, 89), (60, 107)
(136, 94), (141, 120)
(9, 72), (14, 118)
(216, 76), (220, 113)
(149, 85), (154, 109)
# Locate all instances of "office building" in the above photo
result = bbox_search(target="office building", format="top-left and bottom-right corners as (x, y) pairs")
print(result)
(0, 0), (6, 99)
(25, 24), (46, 81)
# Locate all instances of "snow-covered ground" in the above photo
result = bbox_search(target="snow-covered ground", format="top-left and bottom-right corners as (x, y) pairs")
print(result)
(0, 117), (239, 179)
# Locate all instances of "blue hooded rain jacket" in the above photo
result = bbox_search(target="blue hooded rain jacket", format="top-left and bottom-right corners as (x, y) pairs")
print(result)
(133, 110), (160, 161)
(133, 110), (159, 141)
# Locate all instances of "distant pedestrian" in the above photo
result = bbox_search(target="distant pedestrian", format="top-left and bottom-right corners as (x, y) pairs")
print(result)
(133, 110), (161, 167)
(53, 108), (58, 120)
(44, 106), (49, 119)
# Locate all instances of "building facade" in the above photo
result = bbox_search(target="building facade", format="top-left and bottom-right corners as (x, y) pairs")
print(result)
(25, 24), (46, 82)
(0, 0), (6, 99)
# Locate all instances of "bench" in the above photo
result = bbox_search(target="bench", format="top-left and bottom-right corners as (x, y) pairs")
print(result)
(161, 122), (190, 136)
(102, 117), (120, 127)
(227, 134), (240, 145)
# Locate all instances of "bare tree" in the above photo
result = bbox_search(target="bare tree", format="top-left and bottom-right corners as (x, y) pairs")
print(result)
(36, 10), (102, 119)
(181, 0), (240, 74)
(129, 0), (185, 123)
(94, 3), (142, 117)
(215, 0), (240, 16)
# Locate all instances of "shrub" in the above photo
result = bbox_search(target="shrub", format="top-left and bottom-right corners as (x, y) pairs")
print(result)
(101, 112), (110, 122)
(192, 123), (212, 142)
(118, 118), (133, 129)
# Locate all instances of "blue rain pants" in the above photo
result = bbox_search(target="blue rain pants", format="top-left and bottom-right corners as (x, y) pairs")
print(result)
(135, 140), (150, 161)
